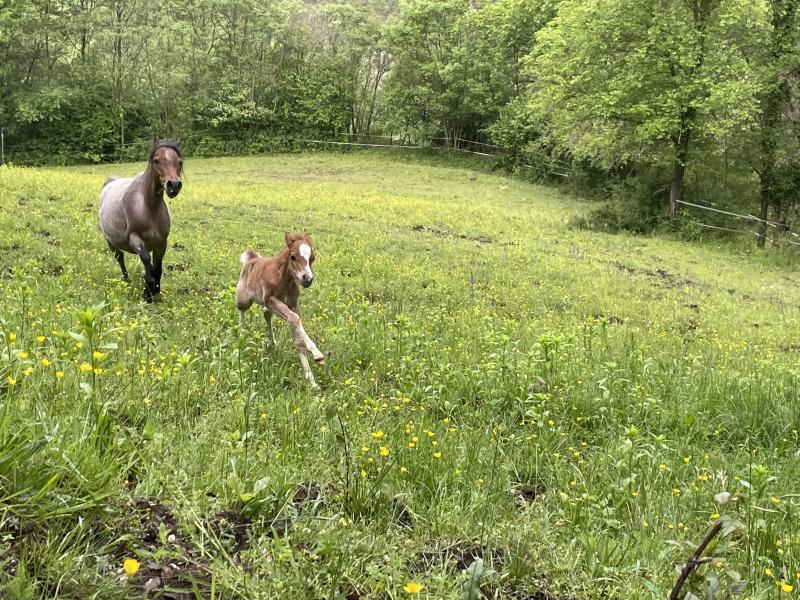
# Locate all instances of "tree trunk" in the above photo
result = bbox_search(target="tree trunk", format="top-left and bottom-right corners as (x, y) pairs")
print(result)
(670, 109), (695, 219)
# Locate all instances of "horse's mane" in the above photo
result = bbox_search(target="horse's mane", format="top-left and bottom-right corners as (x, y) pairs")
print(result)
(149, 140), (182, 163)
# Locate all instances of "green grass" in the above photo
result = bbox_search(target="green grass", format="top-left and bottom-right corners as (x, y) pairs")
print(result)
(1, 152), (799, 599)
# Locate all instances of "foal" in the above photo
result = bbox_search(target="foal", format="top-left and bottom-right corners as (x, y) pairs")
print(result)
(236, 233), (325, 388)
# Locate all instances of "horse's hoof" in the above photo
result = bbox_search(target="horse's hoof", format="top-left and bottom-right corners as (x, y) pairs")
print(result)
(314, 356), (325, 366)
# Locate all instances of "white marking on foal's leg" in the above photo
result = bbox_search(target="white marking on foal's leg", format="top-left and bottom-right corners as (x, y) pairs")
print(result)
(296, 321), (324, 364)
(298, 351), (318, 389)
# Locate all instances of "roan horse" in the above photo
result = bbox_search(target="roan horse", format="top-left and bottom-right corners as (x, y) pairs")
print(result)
(236, 233), (325, 388)
(99, 141), (183, 301)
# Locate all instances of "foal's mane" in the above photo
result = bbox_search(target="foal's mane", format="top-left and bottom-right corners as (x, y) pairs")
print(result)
(149, 140), (182, 163)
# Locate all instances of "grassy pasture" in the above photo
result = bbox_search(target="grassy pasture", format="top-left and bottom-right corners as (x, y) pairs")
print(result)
(1, 152), (799, 599)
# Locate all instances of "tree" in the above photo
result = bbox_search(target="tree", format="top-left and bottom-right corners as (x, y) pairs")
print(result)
(756, 0), (799, 246)
(531, 0), (765, 217)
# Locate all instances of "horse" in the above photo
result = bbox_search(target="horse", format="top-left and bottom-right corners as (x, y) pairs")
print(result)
(99, 141), (183, 301)
(236, 233), (325, 388)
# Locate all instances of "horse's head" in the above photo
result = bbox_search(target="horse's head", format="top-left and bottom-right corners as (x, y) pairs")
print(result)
(285, 232), (315, 288)
(150, 142), (183, 198)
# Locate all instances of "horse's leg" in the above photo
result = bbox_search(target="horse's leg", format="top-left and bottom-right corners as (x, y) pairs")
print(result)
(289, 303), (325, 364)
(267, 297), (319, 388)
(130, 234), (156, 302)
(263, 309), (276, 345)
(151, 243), (166, 296)
(106, 240), (129, 281)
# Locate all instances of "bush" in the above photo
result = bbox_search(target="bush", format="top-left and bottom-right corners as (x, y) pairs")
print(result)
(569, 171), (669, 234)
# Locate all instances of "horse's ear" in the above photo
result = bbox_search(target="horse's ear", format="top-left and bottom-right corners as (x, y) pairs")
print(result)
(285, 232), (295, 246)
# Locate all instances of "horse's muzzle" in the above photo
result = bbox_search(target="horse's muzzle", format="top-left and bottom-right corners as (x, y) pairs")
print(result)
(165, 180), (182, 198)
(301, 276), (313, 288)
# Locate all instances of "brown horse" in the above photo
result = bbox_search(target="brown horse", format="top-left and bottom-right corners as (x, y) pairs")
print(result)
(99, 141), (183, 301)
(236, 233), (325, 388)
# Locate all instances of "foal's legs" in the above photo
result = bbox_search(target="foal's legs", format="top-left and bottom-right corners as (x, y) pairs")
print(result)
(267, 297), (324, 388)
(263, 309), (277, 345)
(130, 233), (157, 302)
(289, 303), (324, 364)
(106, 240), (128, 280)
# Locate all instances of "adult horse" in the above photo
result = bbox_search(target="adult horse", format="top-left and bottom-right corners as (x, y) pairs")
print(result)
(99, 141), (183, 301)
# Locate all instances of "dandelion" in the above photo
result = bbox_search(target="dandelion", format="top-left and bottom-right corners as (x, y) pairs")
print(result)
(672, 488), (682, 497)
(379, 446), (390, 457)
(55, 371), (64, 379)
(360, 469), (367, 478)
(79, 363), (92, 372)
(123, 558), (140, 577)
(403, 582), (423, 595)
(683, 456), (690, 464)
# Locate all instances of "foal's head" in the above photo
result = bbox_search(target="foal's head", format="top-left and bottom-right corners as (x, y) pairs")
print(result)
(285, 233), (315, 288)
(150, 141), (183, 198)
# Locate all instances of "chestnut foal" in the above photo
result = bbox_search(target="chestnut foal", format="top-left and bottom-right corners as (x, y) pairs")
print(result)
(236, 233), (325, 388)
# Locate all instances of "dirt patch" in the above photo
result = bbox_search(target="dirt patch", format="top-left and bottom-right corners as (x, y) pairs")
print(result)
(412, 541), (505, 574)
(613, 261), (702, 288)
(128, 560), (210, 599)
(411, 223), (493, 244)
(208, 510), (252, 553)
(512, 482), (546, 507)
(166, 263), (189, 272)
(592, 313), (625, 325)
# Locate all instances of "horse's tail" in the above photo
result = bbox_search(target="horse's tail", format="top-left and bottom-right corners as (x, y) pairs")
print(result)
(102, 176), (120, 188)
(240, 250), (260, 265)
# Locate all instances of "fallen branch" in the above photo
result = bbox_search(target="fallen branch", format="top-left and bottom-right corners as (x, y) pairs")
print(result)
(669, 521), (723, 600)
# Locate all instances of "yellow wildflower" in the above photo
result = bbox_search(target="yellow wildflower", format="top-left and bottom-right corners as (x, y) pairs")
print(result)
(403, 582), (423, 595)
(123, 558), (140, 577)
(18, 352), (29, 359)
(379, 446), (390, 457)
(6, 377), (16, 386)
(40, 358), (50, 367)
(55, 371), (64, 379)
(371, 430), (385, 438)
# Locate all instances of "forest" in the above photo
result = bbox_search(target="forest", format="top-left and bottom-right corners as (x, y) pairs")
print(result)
(1, 0), (798, 242)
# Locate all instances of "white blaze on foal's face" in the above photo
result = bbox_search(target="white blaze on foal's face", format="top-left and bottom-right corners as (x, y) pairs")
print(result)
(298, 243), (313, 281)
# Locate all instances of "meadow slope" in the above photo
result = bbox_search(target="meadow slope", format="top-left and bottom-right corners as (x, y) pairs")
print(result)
(1, 153), (799, 599)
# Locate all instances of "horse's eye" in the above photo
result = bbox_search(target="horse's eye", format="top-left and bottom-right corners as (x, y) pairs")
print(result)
(153, 159), (160, 164)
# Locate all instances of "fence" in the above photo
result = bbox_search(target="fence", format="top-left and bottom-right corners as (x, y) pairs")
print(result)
(1, 128), (796, 248)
